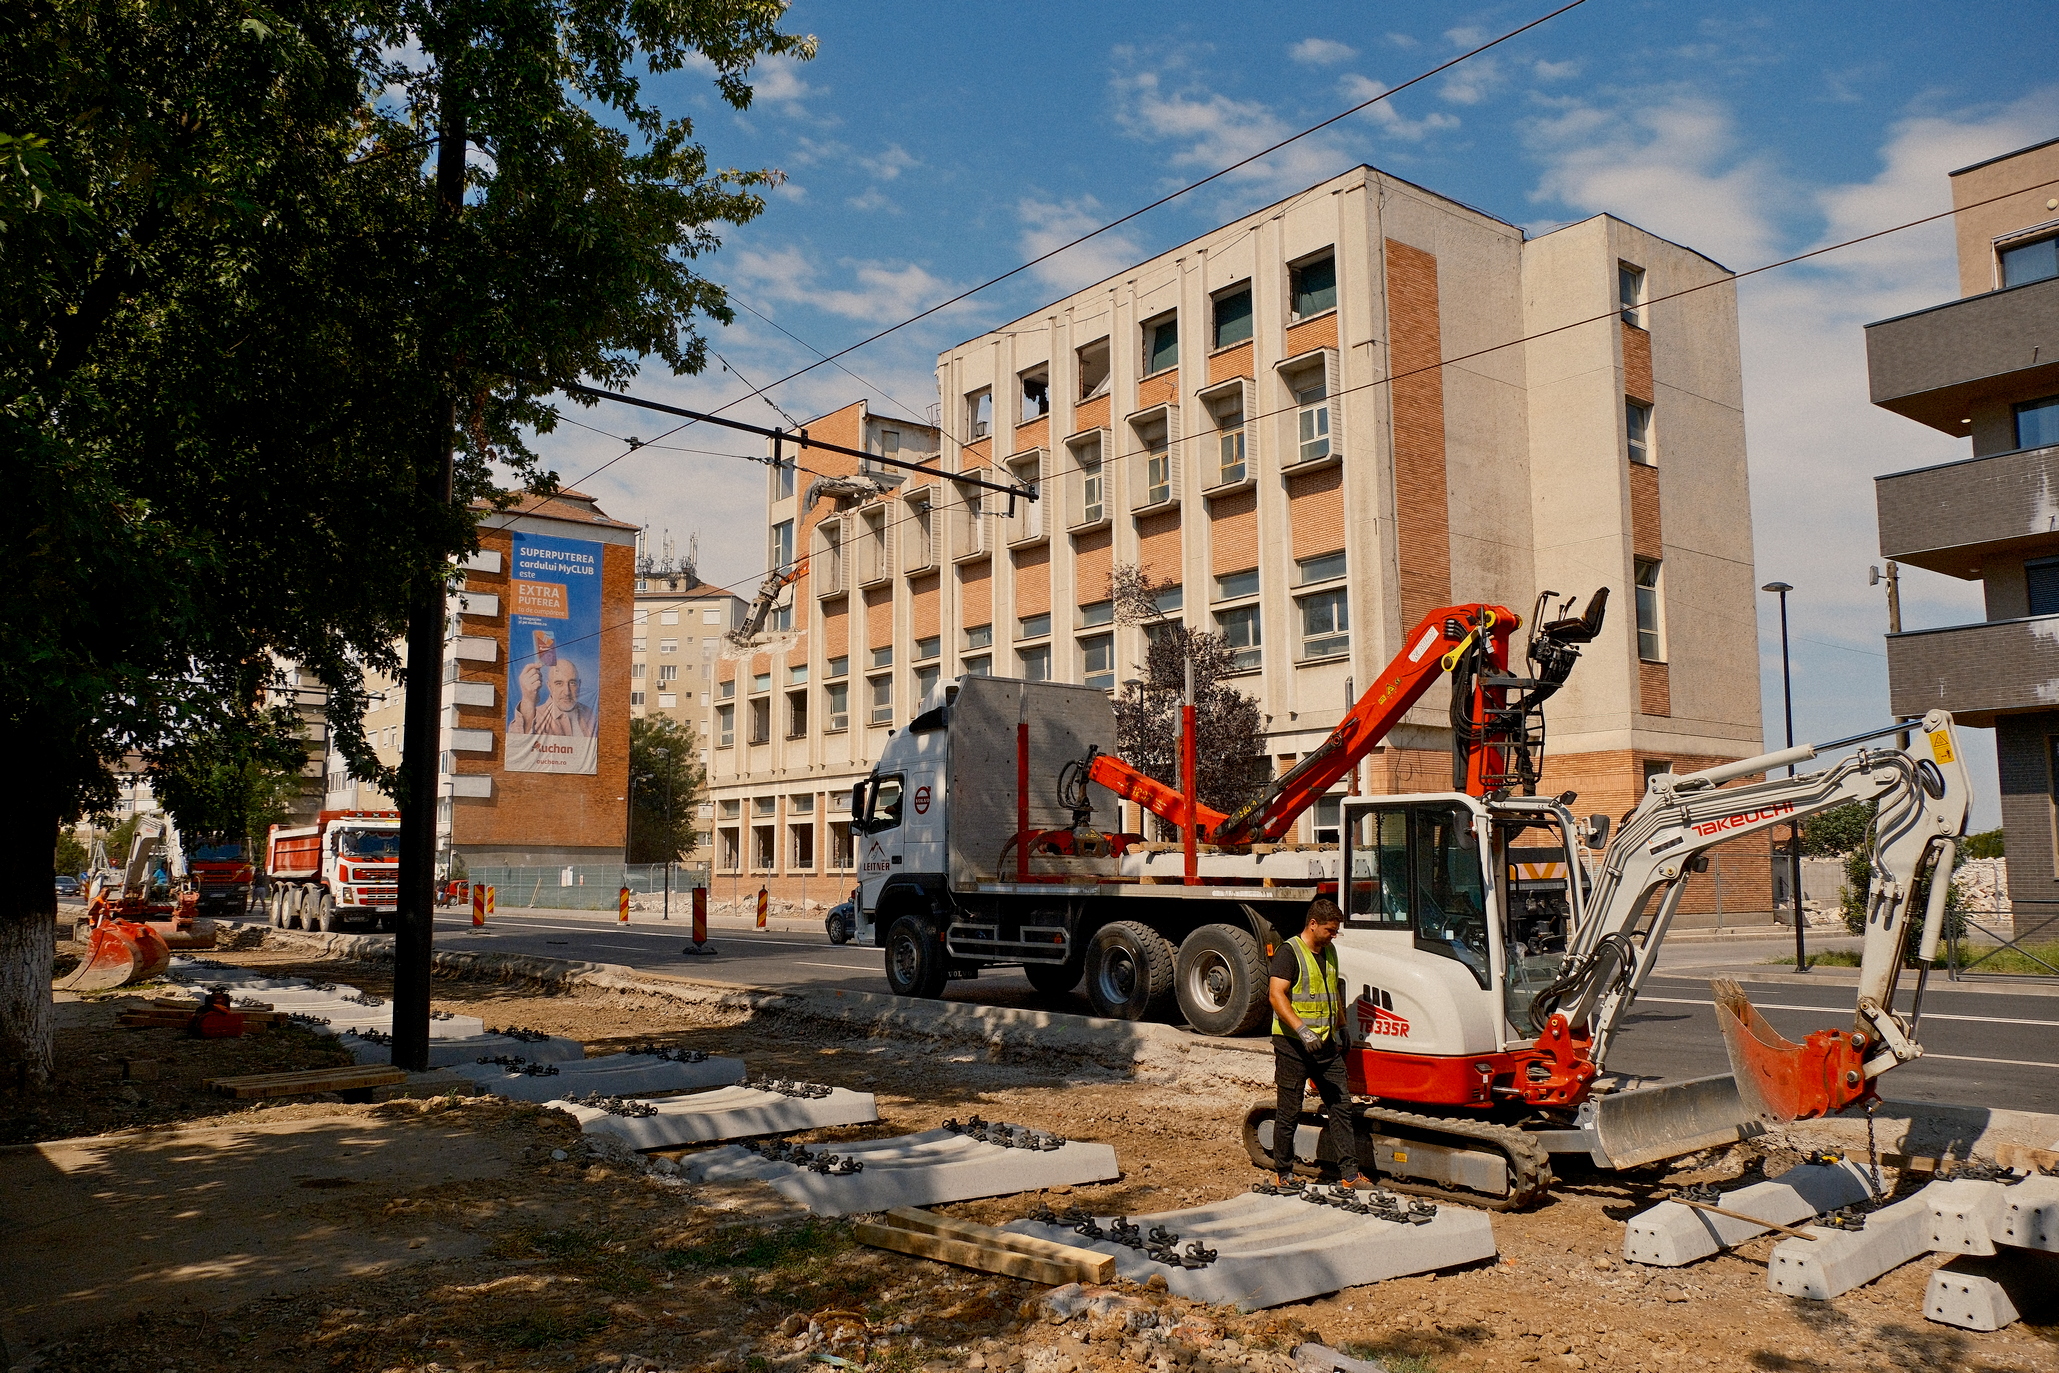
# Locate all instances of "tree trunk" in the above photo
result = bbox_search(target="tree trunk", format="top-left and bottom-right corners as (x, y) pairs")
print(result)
(0, 736), (59, 1086)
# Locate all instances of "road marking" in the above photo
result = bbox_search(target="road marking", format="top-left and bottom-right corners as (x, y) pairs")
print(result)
(1921, 1052), (2059, 1070)
(794, 961), (878, 971)
(1634, 995), (2059, 1030)
(433, 918), (833, 950)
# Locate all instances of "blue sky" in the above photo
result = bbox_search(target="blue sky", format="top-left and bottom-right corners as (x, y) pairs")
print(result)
(537, 1), (2058, 825)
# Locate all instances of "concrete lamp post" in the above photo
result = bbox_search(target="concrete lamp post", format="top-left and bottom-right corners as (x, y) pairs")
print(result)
(1761, 580), (1807, 972)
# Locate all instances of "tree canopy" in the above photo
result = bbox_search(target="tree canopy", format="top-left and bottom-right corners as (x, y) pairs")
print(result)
(628, 714), (706, 864)
(2, 0), (812, 1078)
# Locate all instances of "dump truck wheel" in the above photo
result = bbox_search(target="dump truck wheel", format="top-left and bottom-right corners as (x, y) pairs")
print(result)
(1175, 923), (1269, 1036)
(285, 888), (305, 929)
(308, 892), (334, 933)
(884, 915), (948, 999)
(1084, 920), (1175, 1021)
(1024, 960), (1082, 996)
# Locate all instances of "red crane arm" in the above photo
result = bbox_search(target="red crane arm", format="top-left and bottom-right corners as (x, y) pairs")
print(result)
(1212, 604), (1519, 845)
(1087, 753), (1230, 835)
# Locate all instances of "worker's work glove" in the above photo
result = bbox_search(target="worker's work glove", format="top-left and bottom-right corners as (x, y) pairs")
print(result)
(1298, 1027), (1324, 1052)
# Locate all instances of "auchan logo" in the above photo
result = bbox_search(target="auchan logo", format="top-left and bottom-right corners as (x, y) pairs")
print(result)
(1691, 801), (1796, 838)
(1356, 1000), (1410, 1038)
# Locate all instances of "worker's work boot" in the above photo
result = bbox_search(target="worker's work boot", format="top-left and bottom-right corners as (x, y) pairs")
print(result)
(1272, 1173), (1304, 1192)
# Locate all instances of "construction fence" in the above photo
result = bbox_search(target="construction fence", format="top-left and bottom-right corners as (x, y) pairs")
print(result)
(1945, 900), (2059, 982)
(464, 863), (710, 911)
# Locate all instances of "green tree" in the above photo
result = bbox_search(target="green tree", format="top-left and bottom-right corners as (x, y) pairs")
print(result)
(148, 674), (310, 853)
(628, 715), (705, 864)
(1802, 800), (1874, 857)
(1963, 827), (2004, 859)
(1838, 818), (1965, 952)
(1108, 565), (1269, 824)
(3, 0), (811, 1079)
(54, 831), (87, 879)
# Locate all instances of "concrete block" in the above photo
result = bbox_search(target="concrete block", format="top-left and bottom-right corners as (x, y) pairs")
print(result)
(449, 1051), (746, 1103)
(1766, 1183), (1943, 1299)
(682, 1124), (1120, 1217)
(1997, 1174), (2059, 1252)
(1002, 1190), (1498, 1311)
(338, 1030), (584, 1067)
(1928, 1178), (2008, 1256)
(1924, 1250), (2059, 1331)
(1623, 1159), (1874, 1266)
(553, 1084), (876, 1149)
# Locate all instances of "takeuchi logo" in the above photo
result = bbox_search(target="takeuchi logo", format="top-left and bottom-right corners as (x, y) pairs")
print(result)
(1691, 800), (1796, 838)
(1356, 1000), (1410, 1038)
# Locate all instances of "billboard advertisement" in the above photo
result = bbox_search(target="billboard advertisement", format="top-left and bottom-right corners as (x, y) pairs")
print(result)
(506, 533), (603, 774)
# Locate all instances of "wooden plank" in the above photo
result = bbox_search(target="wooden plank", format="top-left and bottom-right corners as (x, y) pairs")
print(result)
(879, 1208), (1116, 1278)
(207, 1065), (407, 1099)
(853, 1221), (1108, 1286)
(157, 997), (275, 1011)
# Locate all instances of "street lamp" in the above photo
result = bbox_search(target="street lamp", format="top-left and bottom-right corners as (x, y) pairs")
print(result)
(1762, 581), (1806, 972)
(651, 747), (671, 921)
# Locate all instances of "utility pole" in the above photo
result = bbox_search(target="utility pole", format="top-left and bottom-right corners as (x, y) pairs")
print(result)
(393, 91), (468, 1073)
(1872, 562), (1908, 750)
(1762, 581), (1806, 974)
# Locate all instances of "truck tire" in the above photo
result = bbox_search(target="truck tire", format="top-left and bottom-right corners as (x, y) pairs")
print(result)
(1084, 921), (1175, 1021)
(1175, 924), (1271, 1036)
(285, 888), (305, 930)
(884, 915), (948, 999)
(1024, 960), (1082, 996)
(308, 891), (334, 933)
(269, 890), (286, 928)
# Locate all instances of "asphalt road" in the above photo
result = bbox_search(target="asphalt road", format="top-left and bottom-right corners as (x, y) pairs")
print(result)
(408, 907), (2059, 1114)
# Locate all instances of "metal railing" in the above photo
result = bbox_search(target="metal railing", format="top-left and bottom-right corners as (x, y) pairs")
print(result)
(1945, 900), (2059, 982)
(464, 862), (710, 911)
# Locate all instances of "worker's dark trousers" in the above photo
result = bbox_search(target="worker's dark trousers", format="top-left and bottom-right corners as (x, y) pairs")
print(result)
(1272, 1036), (1360, 1181)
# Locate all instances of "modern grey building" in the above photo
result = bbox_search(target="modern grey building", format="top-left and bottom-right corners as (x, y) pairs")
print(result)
(1871, 135), (2059, 913)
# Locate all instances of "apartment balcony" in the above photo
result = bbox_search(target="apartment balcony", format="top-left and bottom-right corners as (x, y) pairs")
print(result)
(1885, 614), (2059, 728)
(1875, 442), (2059, 576)
(1864, 275), (2059, 434)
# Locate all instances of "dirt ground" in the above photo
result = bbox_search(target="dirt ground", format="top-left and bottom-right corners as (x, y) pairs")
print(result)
(4, 942), (2056, 1373)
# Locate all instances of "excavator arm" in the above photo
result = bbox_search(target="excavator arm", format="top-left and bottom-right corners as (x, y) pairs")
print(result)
(1531, 711), (1970, 1123)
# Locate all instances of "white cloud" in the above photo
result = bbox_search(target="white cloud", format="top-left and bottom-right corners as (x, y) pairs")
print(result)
(1338, 74), (1462, 143)
(1533, 58), (1581, 81)
(1438, 54), (1505, 106)
(847, 187), (894, 213)
(729, 245), (955, 325)
(1112, 64), (1353, 199)
(1290, 37), (1357, 66)
(1385, 32), (1419, 50)
(751, 54), (820, 114)
(861, 143), (919, 181)
(1017, 196), (1148, 293)
(1444, 25), (1487, 48)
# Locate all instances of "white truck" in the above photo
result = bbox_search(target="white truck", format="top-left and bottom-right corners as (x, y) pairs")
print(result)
(265, 808), (402, 932)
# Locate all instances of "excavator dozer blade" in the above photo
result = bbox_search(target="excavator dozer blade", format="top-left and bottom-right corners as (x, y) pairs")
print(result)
(144, 918), (217, 951)
(1589, 1072), (1763, 1169)
(128, 922), (173, 980)
(1712, 977), (1866, 1125)
(54, 922), (146, 992)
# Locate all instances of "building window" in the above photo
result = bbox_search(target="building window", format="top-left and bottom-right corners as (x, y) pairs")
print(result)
(2017, 395), (2059, 451)
(826, 681), (849, 731)
(965, 624), (993, 650)
(1020, 644), (1052, 681)
(1619, 262), (1645, 326)
(968, 387), (992, 439)
(753, 825), (775, 870)
(1020, 367), (1050, 422)
(831, 821), (854, 870)
(719, 798), (741, 819)
(871, 426), (901, 462)
(786, 689), (808, 738)
(632, 636), (646, 653)
(914, 635), (940, 662)
(789, 664), (808, 684)
(631, 662), (646, 680)
(962, 654), (991, 676)
(748, 697), (771, 744)
(753, 671), (772, 692)
(1078, 440), (1105, 525)
(1298, 551), (1346, 586)
(660, 609), (679, 625)
(2027, 558), (2059, 617)
(770, 519), (795, 570)
(720, 679), (735, 698)
(1626, 400), (1653, 466)
(1081, 634), (1115, 690)
(775, 458), (795, 501)
(1080, 600), (1114, 628)
(1077, 337), (1111, 400)
(871, 645), (894, 669)
(720, 828), (741, 871)
(1634, 558), (1664, 661)
(1298, 587), (1349, 660)
(1213, 285), (1253, 348)
(753, 796), (776, 817)
(914, 663), (940, 701)
(1010, 454), (1044, 540)
(908, 496), (934, 568)
(653, 664), (675, 683)
(860, 508), (888, 583)
(869, 674), (893, 725)
(1217, 568), (1260, 600)
(2001, 234), (2059, 289)
(820, 520), (845, 589)
(1208, 389), (1246, 485)
(630, 690), (645, 706)
(827, 655), (848, 678)
(1291, 253), (1337, 319)
(1144, 314), (1179, 376)
(1313, 795), (1342, 845)
(1295, 378), (1331, 464)
(717, 703), (735, 747)
(1216, 604), (1261, 671)
(1141, 422), (1172, 506)
(791, 823), (815, 870)
(1018, 612), (1051, 639)
(660, 638), (677, 654)
(658, 693), (677, 708)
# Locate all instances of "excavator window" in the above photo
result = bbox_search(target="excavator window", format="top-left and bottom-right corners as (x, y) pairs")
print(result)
(1412, 807), (1490, 989)
(1343, 807), (1410, 926)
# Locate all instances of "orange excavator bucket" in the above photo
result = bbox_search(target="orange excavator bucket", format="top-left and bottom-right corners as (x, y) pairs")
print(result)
(1712, 977), (1869, 1125)
(55, 914), (174, 992)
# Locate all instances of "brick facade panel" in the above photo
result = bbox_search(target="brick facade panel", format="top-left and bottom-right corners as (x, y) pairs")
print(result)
(1013, 416), (1049, 455)
(1074, 395), (1111, 434)
(864, 585), (893, 649)
(1639, 661), (1672, 717)
(1208, 341), (1255, 385)
(959, 558), (992, 629)
(1623, 323), (1654, 405)
(1629, 462), (1663, 561)
(1286, 312), (1339, 358)
(1013, 544), (1052, 617)
(1137, 369), (1179, 411)
(1074, 526), (1113, 603)
(822, 600), (848, 659)
(1385, 238), (1450, 628)
(1286, 464), (1345, 561)
(1137, 509), (1182, 582)
(910, 573), (940, 640)
(1210, 489), (1258, 574)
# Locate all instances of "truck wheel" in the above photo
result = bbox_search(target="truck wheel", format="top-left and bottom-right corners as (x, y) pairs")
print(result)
(285, 888), (305, 929)
(1084, 921), (1175, 1021)
(884, 915), (948, 999)
(1024, 960), (1082, 996)
(308, 892), (334, 933)
(1176, 924), (1270, 1036)
(269, 891), (285, 928)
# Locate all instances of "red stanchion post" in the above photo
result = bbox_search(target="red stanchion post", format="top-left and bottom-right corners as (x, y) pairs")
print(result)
(618, 886), (630, 923)
(692, 884), (708, 946)
(1182, 657), (1199, 886)
(486, 886), (496, 917)
(471, 884), (485, 927)
(756, 886), (768, 929)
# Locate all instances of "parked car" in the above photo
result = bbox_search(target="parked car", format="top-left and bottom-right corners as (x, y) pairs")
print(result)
(825, 899), (856, 945)
(54, 875), (82, 899)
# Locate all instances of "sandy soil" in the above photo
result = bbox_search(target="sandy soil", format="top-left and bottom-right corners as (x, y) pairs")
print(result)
(4, 942), (2055, 1373)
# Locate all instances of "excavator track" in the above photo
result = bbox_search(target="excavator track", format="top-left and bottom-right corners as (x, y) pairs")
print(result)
(1240, 1099), (1555, 1212)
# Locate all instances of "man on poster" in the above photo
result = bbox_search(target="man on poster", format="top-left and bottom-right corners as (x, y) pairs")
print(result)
(514, 658), (597, 738)
(505, 533), (604, 774)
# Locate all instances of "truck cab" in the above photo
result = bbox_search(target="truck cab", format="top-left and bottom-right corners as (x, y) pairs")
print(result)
(849, 681), (956, 944)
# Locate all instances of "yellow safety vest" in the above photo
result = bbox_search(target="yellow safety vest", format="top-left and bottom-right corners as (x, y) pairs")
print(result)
(1273, 936), (1343, 1040)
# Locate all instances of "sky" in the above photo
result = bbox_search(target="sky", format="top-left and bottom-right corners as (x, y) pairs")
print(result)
(529, 0), (2059, 827)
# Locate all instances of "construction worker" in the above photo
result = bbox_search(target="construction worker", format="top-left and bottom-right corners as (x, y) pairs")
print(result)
(1267, 897), (1361, 1189)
